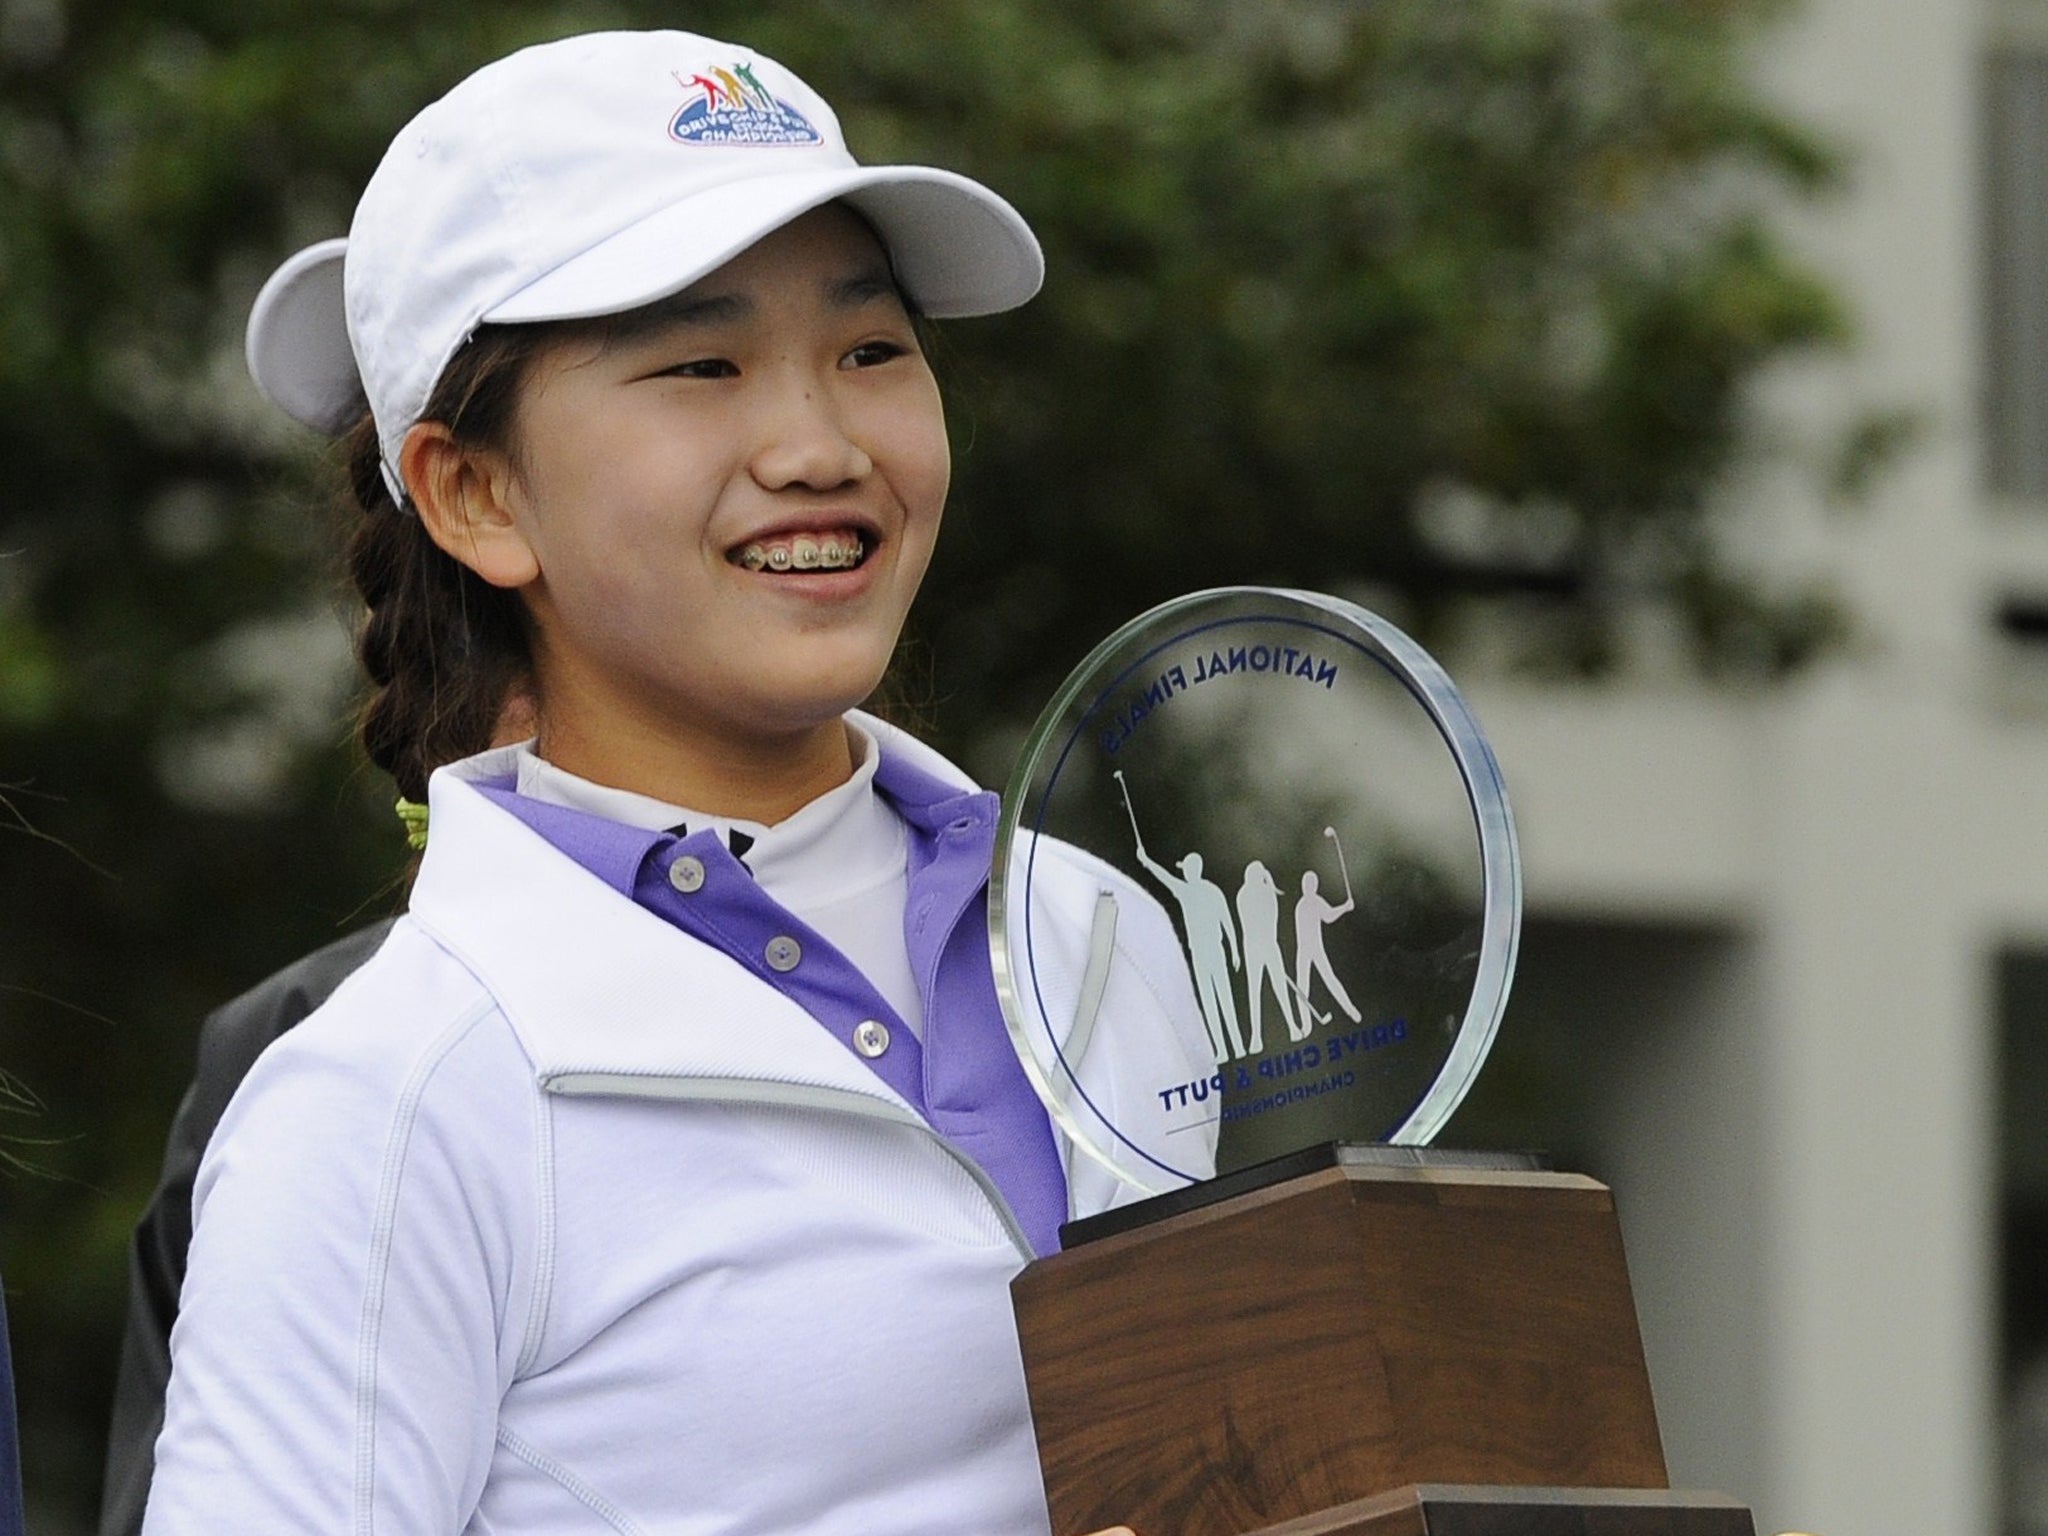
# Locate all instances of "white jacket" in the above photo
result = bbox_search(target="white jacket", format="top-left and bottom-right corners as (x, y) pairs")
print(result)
(143, 723), (1206, 1536)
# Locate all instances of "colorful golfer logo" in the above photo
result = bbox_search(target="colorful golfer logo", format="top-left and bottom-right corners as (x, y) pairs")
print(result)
(669, 62), (823, 146)
(1117, 770), (1367, 1066)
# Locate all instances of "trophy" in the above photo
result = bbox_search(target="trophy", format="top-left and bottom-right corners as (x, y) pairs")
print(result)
(990, 589), (1756, 1536)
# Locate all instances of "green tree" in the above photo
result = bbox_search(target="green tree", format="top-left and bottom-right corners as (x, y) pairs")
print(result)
(0, 0), (1872, 1523)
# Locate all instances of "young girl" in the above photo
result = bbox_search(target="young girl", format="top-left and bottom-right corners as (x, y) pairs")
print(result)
(139, 28), (1174, 1536)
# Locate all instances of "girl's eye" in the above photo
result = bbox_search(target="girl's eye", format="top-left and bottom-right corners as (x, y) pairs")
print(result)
(660, 357), (739, 380)
(844, 339), (911, 370)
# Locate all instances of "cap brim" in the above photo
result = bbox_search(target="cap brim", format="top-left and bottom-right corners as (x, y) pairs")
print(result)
(245, 238), (365, 434)
(484, 164), (1042, 325)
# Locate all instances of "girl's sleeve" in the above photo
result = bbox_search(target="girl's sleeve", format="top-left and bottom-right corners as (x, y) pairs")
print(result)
(141, 978), (541, 1536)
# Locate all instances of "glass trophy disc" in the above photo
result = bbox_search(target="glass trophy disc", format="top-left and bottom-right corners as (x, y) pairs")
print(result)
(989, 588), (1520, 1195)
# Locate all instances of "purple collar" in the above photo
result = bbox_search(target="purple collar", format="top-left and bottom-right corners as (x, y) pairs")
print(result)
(465, 749), (1068, 1255)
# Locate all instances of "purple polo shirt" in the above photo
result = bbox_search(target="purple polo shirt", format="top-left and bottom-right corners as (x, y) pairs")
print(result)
(473, 748), (1069, 1257)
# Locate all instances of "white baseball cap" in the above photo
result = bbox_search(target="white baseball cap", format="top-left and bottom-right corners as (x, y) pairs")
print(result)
(245, 30), (1043, 497)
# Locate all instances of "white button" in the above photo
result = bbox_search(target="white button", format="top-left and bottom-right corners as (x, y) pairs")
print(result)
(765, 935), (802, 972)
(853, 1019), (891, 1058)
(667, 855), (706, 893)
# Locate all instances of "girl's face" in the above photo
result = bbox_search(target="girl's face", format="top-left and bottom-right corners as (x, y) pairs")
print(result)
(446, 205), (949, 777)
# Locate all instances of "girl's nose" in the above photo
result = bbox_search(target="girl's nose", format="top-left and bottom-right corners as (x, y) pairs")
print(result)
(749, 383), (874, 492)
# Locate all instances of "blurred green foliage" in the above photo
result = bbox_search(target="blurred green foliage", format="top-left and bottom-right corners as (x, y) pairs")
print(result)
(0, 0), (1870, 1525)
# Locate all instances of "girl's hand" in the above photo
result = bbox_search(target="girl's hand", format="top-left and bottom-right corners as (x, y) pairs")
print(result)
(1083, 1529), (1137, 1535)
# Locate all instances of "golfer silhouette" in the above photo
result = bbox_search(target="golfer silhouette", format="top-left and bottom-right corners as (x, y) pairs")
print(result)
(1116, 771), (1248, 1063)
(1235, 860), (1303, 1051)
(1295, 828), (1363, 1025)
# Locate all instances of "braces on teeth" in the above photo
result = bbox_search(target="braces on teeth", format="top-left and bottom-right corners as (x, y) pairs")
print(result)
(736, 533), (866, 572)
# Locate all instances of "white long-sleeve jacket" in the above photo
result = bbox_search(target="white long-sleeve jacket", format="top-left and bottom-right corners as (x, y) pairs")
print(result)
(142, 723), (1207, 1536)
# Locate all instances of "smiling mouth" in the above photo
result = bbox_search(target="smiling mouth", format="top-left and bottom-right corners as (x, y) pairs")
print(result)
(731, 530), (870, 573)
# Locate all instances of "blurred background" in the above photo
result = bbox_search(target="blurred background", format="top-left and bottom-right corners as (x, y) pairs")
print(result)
(0, 0), (2032, 1531)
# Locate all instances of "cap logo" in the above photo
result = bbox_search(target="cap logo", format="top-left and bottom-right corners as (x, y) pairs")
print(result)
(669, 62), (823, 147)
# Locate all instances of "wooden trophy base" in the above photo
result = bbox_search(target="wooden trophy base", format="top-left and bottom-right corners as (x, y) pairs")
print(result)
(1010, 1150), (1755, 1536)
(1232, 1484), (1754, 1535)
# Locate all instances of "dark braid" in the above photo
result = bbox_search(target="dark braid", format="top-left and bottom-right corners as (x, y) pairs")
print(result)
(344, 325), (554, 804)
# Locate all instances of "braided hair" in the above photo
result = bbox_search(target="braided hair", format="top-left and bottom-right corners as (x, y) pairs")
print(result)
(343, 325), (553, 804)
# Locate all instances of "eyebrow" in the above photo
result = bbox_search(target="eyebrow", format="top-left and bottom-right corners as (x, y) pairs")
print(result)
(825, 267), (906, 310)
(600, 289), (751, 343)
(597, 263), (908, 348)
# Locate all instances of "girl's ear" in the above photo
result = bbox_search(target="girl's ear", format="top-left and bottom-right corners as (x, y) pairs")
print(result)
(400, 421), (542, 590)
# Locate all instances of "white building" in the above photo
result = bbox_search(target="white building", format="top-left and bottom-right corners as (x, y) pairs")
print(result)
(1456, 3), (2048, 1531)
